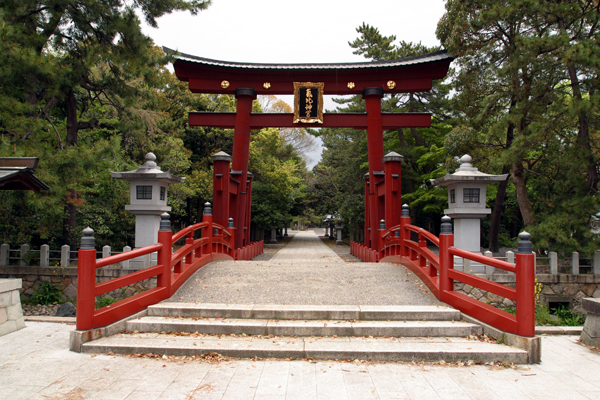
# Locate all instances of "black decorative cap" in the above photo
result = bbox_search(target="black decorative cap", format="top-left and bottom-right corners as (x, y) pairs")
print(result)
(517, 231), (532, 254)
(401, 204), (410, 217)
(203, 202), (212, 215)
(228, 217), (234, 229)
(235, 88), (257, 98)
(440, 215), (453, 234)
(160, 213), (171, 231)
(362, 87), (384, 97)
(80, 227), (95, 250)
(379, 219), (386, 230)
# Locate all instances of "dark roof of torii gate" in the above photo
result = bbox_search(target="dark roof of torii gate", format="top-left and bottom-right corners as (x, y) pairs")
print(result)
(167, 47), (453, 95)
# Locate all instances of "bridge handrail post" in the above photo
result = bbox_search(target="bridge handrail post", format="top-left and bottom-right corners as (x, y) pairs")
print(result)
(76, 227), (96, 331)
(400, 204), (410, 258)
(516, 231), (536, 337)
(202, 202), (213, 255)
(157, 213), (173, 295)
(378, 219), (386, 259)
(439, 216), (454, 302)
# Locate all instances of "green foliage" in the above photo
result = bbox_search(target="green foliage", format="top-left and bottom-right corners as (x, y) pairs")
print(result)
(554, 305), (585, 327)
(95, 296), (118, 309)
(30, 282), (61, 305)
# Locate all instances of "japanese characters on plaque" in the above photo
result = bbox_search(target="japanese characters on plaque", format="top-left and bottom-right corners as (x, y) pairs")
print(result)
(293, 82), (324, 124)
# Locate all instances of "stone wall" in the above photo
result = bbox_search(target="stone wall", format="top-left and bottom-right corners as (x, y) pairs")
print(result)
(0, 266), (156, 304)
(0, 279), (25, 336)
(454, 273), (600, 312)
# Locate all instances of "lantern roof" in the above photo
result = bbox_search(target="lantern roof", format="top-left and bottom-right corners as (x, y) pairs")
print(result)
(431, 155), (508, 186)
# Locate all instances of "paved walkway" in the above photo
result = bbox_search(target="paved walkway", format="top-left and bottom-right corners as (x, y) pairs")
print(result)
(2, 321), (600, 400)
(171, 230), (441, 306)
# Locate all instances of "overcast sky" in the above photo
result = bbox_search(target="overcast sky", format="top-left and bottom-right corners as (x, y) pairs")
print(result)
(141, 0), (448, 167)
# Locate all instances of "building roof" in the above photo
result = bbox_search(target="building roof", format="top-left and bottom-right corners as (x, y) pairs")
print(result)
(110, 153), (185, 184)
(167, 48), (453, 71)
(431, 155), (509, 186)
(0, 158), (50, 192)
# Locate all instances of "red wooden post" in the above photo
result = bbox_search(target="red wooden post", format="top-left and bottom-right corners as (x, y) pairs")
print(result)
(231, 88), (257, 250)
(383, 152), (403, 231)
(76, 227), (96, 331)
(185, 231), (194, 265)
(227, 217), (236, 257)
(364, 174), (370, 247)
(245, 173), (253, 247)
(363, 88), (385, 251)
(211, 152), (232, 229)
(400, 204), (411, 257)
(378, 219), (386, 259)
(516, 231), (536, 337)
(202, 202), (214, 254)
(439, 216), (454, 302)
(157, 213), (173, 295)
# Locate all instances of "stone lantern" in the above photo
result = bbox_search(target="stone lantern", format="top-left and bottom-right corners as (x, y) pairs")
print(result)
(431, 155), (508, 272)
(111, 153), (184, 267)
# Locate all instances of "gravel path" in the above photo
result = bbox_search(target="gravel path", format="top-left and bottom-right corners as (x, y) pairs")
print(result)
(170, 230), (441, 306)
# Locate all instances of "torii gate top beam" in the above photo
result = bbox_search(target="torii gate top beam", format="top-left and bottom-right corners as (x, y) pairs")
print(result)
(168, 47), (453, 95)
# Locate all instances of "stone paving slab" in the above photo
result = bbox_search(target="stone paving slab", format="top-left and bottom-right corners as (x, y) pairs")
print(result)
(149, 303), (458, 321)
(126, 316), (481, 338)
(81, 329), (528, 364)
(171, 231), (441, 306)
(3, 322), (600, 399)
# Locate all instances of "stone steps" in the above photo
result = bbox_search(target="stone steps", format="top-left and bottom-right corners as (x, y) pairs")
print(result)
(79, 303), (530, 363)
(82, 333), (528, 363)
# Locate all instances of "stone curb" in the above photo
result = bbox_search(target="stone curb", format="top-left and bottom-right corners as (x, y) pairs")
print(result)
(535, 326), (583, 335)
(24, 316), (75, 324)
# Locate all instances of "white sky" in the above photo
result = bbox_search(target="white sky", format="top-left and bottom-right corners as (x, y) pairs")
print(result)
(141, 0), (448, 167)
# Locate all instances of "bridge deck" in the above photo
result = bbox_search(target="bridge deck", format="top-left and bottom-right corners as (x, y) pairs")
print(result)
(170, 230), (442, 306)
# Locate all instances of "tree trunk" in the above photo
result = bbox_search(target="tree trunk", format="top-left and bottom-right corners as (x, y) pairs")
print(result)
(511, 163), (535, 227)
(489, 168), (510, 252)
(66, 89), (79, 146)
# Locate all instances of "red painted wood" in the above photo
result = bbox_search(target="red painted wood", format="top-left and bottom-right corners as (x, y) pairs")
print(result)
(76, 249), (97, 331)
(95, 244), (162, 269)
(93, 287), (169, 329)
(448, 269), (517, 301)
(95, 265), (164, 296)
(364, 91), (384, 250)
(516, 252), (536, 337)
(187, 77), (435, 95)
(449, 247), (516, 273)
(443, 291), (518, 334)
(189, 112), (431, 129)
(384, 157), (401, 230)
(232, 92), (255, 249)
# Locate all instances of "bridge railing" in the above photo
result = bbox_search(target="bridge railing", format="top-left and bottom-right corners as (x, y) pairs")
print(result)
(76, 203), (263, 331)
(350, 209), (535, 337)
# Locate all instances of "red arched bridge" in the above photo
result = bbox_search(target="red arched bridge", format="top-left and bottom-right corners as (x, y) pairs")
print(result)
(75, 50), (535, 339)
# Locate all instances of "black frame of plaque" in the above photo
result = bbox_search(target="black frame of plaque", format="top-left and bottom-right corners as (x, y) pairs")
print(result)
(293, 82), (324, 124)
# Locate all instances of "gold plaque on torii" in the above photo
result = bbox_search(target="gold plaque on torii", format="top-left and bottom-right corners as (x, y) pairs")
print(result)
(293, 82), (324, 124)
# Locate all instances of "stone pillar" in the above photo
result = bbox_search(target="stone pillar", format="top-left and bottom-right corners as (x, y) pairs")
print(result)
(61, 245), (70, 268)
(102, 245), (111, 258)
(121, 246), (132, 269)
(40, 245), (49, 267)
(581, 298), (600, 347)
(0, 244), (8, 267)
(0, 279), (25, 337)
(336, 224), (344, 245)
(270, 226), (277, 244)
(20, 244), (30, 267)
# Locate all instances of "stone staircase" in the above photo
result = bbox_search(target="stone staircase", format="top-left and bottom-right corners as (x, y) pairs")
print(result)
(80, 302), (529, 363)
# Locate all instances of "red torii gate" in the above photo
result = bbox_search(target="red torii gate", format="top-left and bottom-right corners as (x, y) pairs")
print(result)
(170, 48), (452, 252)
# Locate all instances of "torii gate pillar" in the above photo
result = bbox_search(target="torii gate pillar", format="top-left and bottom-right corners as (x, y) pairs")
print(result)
(363, 88), (385, 249)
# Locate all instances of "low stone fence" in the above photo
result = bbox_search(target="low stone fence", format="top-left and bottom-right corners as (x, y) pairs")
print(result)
(0, 266), (156, 304)
(455, 273), (600, 312)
